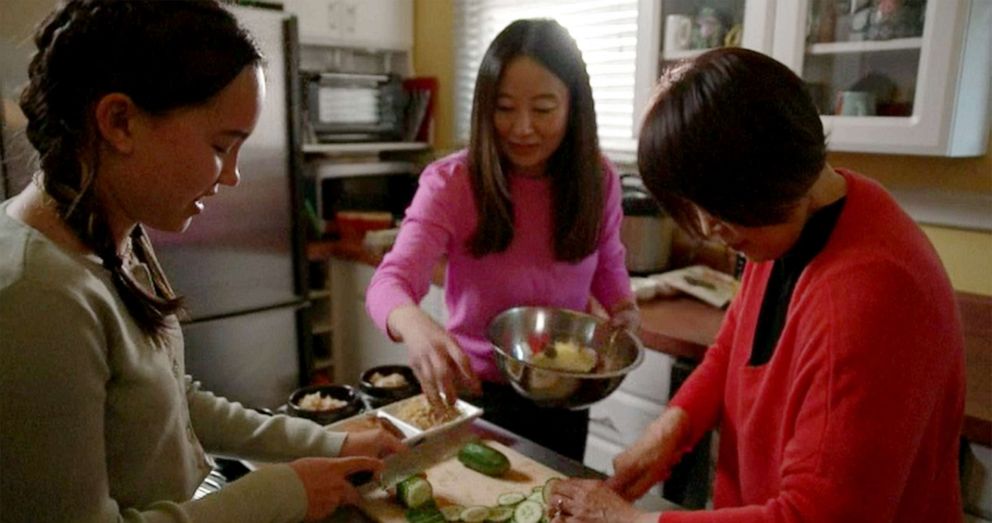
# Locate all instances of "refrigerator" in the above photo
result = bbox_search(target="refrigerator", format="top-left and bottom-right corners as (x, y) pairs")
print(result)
(149, 6), (311, 410)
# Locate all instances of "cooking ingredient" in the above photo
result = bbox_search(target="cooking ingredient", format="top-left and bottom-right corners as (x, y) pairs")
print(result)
(459, 506), (490, 523)
(529, 340), (597, 373)
(395, 396), (461, 430)
(296, 392), (347, 411)
(485, 506), (514, 523)
(371, 371), (409, 388)
(406, 501), (445, 523)
(541, 478), (559, 506)
(496, 492), (525, 506)
(440, 505), (465, 522)
(397, 475), (434, 509)
(512, 501), (543, 523)
(457, 442), (511, 477)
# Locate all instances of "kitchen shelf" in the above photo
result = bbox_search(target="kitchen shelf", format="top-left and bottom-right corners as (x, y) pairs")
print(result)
(312, 322), (333, 335)
(309, 289), (332, 300)
(807, 37), (923, 55)
(303, 141), (429, 156)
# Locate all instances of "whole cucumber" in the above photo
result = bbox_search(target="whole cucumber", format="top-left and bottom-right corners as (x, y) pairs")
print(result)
(457, 442), (511, 477)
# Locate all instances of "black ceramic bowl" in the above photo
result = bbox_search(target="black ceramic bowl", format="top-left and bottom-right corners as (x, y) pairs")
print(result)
(359, 365), (421, 406)
(287, 384), (363, 425)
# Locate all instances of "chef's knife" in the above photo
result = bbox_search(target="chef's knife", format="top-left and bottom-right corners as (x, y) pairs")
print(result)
(359, 427), (478, 494)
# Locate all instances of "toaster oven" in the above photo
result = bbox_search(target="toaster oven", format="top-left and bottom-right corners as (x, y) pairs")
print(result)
(304, 72), (407, 142)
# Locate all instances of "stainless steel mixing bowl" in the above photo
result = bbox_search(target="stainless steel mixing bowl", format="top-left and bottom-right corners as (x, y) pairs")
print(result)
(486, 306), (645, 410)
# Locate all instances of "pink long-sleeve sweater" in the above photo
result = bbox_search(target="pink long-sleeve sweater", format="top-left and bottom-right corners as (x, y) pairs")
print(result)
(366, 150), (632, 382)
(664, 170), (965, 522)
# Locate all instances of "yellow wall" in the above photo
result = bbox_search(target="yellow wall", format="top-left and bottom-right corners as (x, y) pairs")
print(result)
(417, 1), (992, 294)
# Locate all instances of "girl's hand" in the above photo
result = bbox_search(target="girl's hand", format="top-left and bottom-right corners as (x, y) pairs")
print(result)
(288, 456), (383, 522)
(547, 479), (647, 523)
(338, 425), (407, 458)
(606, 407), (688, 501)
(387, 305), (481, 408)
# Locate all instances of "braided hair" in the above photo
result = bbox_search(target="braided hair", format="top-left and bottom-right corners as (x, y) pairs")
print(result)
(19, 0), (262, 339)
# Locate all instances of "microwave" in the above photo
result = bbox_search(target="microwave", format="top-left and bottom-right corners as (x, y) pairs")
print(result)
(304, 72), (406, 142)
(310, 161), (418, 232)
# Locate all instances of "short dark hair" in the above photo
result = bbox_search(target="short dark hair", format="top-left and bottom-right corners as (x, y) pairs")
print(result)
(466, 18), (603, 262)
(19, 0), (262, 339)
(637, 47), (826, 235)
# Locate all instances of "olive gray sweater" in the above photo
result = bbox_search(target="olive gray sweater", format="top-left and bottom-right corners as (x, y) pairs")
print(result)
(0, 200), (346, 522)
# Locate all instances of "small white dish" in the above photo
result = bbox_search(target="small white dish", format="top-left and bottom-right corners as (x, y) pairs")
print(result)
(376, 394), (483, 445)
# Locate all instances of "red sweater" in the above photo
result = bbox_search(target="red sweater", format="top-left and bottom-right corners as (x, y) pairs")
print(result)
(664, 170), (965, 522)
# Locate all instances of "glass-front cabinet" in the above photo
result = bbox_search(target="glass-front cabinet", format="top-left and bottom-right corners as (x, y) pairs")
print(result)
(773, 0), (991, 156)
(636, 0), (991, 156)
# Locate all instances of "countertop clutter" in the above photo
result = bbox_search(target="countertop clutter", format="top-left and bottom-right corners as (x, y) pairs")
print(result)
(307, 238), (992, 447)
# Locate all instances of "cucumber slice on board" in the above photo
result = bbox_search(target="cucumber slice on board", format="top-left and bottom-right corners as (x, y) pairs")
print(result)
(486, 506), (515, 522)
(406, 502), (446, 523)
(525, 491), (544, 505)
(460, 506), (490, 523)
(497, 492), (526, 506)
(513, 500), (544, 523)
(397, 476), (434, 509)
(440, 505), (465, 522)
(542, 478), (561, 506)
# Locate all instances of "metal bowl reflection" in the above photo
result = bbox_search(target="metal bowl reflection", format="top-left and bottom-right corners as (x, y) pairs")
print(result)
(486, 306), (644, 410)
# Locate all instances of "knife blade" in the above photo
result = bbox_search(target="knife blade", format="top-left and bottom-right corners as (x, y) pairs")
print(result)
(362, 427), (478, 494)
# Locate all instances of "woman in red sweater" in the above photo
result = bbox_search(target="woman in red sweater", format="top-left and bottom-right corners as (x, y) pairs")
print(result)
(547, 48), (965, 522)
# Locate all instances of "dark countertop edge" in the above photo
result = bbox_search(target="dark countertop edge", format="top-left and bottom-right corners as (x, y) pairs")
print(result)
(308, 240), (992, 447)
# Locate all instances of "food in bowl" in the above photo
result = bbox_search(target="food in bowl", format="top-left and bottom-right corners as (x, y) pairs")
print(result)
(296, 392), (348, 412)
(529, 340), (597, 373)
(393, 395), (460, 430)
(370, 371), (409, 388)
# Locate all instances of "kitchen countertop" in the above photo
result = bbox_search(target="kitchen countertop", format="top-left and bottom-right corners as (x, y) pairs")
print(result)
(308, 239), (992, 447)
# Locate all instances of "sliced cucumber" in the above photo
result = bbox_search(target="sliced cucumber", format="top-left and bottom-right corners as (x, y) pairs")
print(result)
(541, 478), (561, 507)
(525, 491), (544, 505)
(397, 475), (434, 509)
(513, 500), (543, 523)
(440, 505), (465, 522)
(486, 506), (515, 523)
(531, 486), (543, 494)
(460, 506), (490, 523)
(458, 442), (511, 477)
(406, 501), (445, 523)
(497, 492), (526, 506)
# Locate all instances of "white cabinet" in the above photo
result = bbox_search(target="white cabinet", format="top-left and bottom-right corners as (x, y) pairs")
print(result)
(636, 0), (991, 156)
(772, 0), (991, 156)
(283, 0), (414, 50)
(329, 258), (446, 384)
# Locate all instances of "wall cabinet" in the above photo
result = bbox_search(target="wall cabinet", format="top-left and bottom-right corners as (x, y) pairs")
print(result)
(282, 0), (413, 50)
(636, 0), (991, 156)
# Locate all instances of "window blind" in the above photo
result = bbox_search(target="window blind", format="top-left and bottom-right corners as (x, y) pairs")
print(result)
(453, 0), (640, 162)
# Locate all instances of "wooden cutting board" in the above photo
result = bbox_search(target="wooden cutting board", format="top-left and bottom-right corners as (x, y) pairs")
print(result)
(358, 440), (563, 523)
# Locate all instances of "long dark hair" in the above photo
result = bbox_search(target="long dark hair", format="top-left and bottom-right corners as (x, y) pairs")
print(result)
(467, 18), (603, 262)
(637, 48), (827, 235)
(19, 0), (262, 339)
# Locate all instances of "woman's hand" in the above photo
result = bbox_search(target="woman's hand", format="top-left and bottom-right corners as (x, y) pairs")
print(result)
(288, 456), (383, 523)
(548, 479), (649, 523)
(387, 305), (481, 408)
(608, 299), (640, 333)
(338, 425), (407, 458)
(606, 407), (688, 501)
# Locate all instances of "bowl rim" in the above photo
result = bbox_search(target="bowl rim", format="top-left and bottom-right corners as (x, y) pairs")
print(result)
(359, 365), (420, 392)
(486, 306), (645, 379)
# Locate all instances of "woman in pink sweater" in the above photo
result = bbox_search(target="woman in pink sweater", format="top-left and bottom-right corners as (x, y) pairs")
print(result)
(365, 19), (638, 459)
(547, 48), (965, 521)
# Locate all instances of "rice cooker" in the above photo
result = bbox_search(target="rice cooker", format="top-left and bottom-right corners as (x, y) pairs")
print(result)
(620, 174), (674, 275)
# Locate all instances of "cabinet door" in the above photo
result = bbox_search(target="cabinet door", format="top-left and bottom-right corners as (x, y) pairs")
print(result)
(589, 389), (665, 447)
(772, 0), (991, 156)
(634, 0), (775, 132)
(284, 0), (413, 50)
